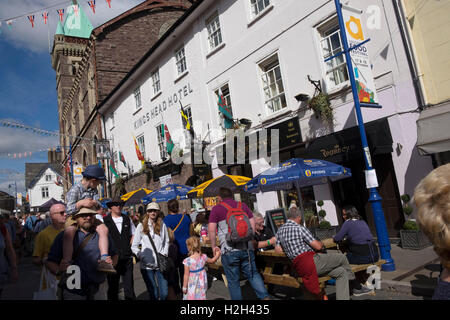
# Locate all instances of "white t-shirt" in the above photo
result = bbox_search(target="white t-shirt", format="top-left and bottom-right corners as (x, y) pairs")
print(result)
(112, 216), (136, 235)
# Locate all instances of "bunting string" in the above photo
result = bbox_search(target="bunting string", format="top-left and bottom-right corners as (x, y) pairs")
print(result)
(0, 119), (110, 142)
(0, 0), (113, 30)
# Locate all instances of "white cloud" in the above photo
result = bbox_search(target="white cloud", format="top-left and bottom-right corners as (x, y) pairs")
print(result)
(1, 0), (145, 53)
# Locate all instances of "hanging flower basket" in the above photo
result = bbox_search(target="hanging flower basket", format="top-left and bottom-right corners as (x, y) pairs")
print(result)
(308, 93), (334, 123)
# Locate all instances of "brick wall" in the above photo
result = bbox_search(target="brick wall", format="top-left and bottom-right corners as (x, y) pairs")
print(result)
(95, 8), (185, 103)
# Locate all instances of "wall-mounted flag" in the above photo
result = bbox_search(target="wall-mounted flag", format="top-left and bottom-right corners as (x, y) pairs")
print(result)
(27, 15), (35, 28)
(180, 102), (194, 139)
(119, 151), (126, 167)
(161, 124), (174, 155)
(133, 136), (144, 161)
(110, 157), (119, 178)
(42, 11), (48, 24)
(217, 89), (234, 129)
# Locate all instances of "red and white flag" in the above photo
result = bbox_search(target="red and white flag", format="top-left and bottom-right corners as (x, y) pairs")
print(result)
(27, 15), (35, 28)
(42, 11), (48, 24)
(57, 9), (65, 22)
(105, 0), (112, 8)
(88, 1), (96, 14)
(73, 4), (79, 17)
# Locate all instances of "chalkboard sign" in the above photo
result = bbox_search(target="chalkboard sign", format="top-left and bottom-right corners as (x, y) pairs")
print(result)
(265, 208), (287, 234)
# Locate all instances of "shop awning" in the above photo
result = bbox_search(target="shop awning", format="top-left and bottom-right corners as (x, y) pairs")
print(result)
(416, 103), (450, 155)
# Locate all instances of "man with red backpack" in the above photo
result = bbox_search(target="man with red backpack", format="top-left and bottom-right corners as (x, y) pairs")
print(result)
(208, 187), (270, 300)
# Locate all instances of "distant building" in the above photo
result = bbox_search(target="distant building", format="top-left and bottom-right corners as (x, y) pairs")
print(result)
(27, 166), (64, 212)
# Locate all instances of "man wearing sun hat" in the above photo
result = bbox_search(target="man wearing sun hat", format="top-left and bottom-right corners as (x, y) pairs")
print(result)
(103, 196), (136, 300)
(46, 207), (118, 300)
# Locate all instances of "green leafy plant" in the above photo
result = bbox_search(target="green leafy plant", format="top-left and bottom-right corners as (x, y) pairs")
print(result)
(308, 93), (333, 123)
(403, 220), (419, 231)
(319, 220), (332, 229)
(317, 200), (326, 221)
(401, 193), (414, 220)
(113, 176), (127, 197)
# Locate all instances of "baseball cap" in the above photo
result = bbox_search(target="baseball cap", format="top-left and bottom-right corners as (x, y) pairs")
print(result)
(74, 207), (97, 217)
(82, 165), (107, 180)
(146, 202), (160, 211)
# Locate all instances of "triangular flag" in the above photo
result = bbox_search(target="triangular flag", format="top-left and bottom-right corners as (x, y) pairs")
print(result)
(6, 20), (13, 29)
(106, 0), (112, 8)
(42, 11), (48, 24)
(57, 9), (65, 22)
(88, 1), (96, 14)
(27, 15), (35, 28)
(73, 4), (79, 17)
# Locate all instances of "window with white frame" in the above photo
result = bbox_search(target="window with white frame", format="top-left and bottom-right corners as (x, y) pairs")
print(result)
(319, 20), (349, 89)
(175, 46), (187, 75)
(41, 186), (49, 199)
(137, 135), (146, 160)
(206, 12), (222, 51)
(250, 0), (271, 18)
(214, 83), (234, 133)
(259, 54), (287, 115)
(151, 69), (161, 95)
(156, 125), (168, 160)
(134, 87), (142, 109)
(45, 174), (52, 182)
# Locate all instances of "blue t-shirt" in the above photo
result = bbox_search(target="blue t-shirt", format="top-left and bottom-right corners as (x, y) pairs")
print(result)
(164, 214), (191, 255)
(333, 219), (373, 245)
(47, 230), (117, 296)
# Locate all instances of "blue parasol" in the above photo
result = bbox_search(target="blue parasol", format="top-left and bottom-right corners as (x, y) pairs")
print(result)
(244, 158), (351, 214)
(244, 158), (351, 193)
(141, 184), (193, 204)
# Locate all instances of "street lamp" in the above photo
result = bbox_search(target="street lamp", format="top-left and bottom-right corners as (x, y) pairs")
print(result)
(333, 0), (395, 271)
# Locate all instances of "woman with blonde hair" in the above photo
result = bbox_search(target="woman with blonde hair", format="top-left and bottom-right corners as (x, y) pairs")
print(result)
(414, 163), (450, 300)
(182, 236), (220, 300)
(131, 202), (169, 300)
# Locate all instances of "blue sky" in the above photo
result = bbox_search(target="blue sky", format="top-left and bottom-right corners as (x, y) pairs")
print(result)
(0, 0), (144, 197)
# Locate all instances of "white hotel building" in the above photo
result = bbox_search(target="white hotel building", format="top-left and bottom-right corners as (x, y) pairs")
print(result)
(98, 0), (434, 237)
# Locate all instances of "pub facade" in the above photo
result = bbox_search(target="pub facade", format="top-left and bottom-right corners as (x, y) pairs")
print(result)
(98, 0), (433, 237)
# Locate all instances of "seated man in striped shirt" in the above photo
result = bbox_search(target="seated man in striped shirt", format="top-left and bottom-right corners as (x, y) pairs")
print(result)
(275, 207), (372, 300)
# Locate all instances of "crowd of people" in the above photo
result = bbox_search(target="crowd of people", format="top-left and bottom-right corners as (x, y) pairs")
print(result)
(0, 163), (449, 300)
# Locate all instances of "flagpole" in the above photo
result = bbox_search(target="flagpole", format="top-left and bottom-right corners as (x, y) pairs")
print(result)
(69, 141), (74, 185)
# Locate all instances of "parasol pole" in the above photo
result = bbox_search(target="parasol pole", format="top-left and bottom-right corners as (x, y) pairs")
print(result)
(295, 181), (305, 227)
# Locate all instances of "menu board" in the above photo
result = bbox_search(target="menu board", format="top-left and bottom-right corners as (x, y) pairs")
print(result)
(265, 208), (287, 234)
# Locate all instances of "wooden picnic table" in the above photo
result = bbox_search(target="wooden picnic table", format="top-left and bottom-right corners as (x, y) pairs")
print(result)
(202, 238), (385, 297)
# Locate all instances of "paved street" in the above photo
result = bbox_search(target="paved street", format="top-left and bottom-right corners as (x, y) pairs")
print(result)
(1, 250), (435, 301)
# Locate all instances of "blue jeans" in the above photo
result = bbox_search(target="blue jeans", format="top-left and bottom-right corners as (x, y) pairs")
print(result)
(221, 250), (269, 300)
(140, 268), (168, 300)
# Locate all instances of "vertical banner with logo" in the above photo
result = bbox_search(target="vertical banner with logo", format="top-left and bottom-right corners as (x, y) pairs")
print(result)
(73, 165), (84, 184)
(342, 5), (378, 104)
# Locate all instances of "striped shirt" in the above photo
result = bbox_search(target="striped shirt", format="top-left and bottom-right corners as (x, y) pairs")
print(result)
(275, 220), (316, 260)
(66, 181), (100, 216)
